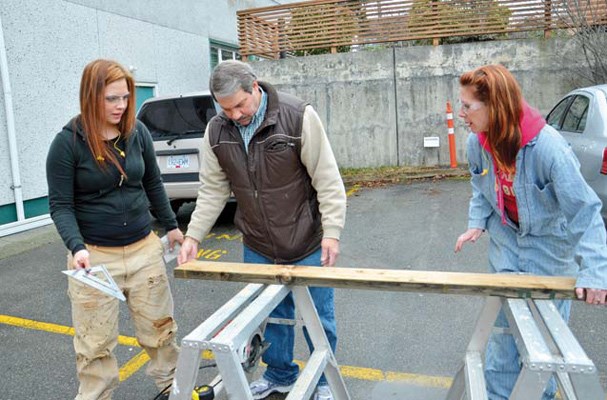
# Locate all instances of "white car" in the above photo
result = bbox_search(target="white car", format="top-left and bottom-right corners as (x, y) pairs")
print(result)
(546, 84), (607, 219)
(137, 92), (219, 215)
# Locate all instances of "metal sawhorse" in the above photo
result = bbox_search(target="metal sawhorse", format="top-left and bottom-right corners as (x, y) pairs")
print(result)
(170, 261), (604, 400)
(168, 283), (350, 400)
(446, 297), (604, 400)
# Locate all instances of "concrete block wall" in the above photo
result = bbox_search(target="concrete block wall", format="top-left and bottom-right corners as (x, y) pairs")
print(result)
(256, 51), (399, 168)
(253, 37), (582, 168)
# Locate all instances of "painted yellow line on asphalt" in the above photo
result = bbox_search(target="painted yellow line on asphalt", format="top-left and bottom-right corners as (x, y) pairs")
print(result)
(0, 314), (75, 336)
(119, 350), (150, 381)
(3, 314), (607, 399)
(385, 371), (452, 388)
(297, 361), (452, 387)
(340, 365), (385, 381)
(346, 184), (360, 197)
(0, 314), (139, 347)
(0, 314), (456, 388)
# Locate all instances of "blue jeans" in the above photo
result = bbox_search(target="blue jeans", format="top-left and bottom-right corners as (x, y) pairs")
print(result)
(485, 300), (571, 400)
(243, 246), (337, 386)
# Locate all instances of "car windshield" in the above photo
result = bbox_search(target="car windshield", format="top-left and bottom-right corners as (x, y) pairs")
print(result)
(137, 95), (218, 141)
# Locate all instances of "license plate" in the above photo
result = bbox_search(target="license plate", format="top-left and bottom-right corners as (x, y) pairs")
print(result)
(166, 155), (190, 169)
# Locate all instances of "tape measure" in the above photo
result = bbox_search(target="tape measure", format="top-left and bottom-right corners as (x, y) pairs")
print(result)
(192, 385), (214, 400)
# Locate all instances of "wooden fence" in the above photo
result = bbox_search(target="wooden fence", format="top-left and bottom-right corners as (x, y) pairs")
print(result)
(237, 0), (607, 59)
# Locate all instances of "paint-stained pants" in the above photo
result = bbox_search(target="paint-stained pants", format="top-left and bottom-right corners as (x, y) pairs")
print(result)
(67, 232), (179, 400)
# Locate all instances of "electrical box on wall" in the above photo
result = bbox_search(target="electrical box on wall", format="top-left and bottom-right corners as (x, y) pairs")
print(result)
(423, 136), (440, 148)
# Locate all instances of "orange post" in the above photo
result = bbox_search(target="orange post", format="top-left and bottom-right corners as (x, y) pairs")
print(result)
(446, 101), (457, 168)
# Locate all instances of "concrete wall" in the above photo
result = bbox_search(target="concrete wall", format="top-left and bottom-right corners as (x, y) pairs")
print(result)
(252, 37), (582, 168)
(0, 0), (293, 209)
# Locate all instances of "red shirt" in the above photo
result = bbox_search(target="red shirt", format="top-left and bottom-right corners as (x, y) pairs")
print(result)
(496, 170), (518, 224)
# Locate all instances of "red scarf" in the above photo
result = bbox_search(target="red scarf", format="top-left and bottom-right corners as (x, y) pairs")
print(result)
(477, 101), (545, 225)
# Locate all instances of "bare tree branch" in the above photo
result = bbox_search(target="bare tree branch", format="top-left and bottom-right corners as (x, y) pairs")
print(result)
(555, 0), (607, 85)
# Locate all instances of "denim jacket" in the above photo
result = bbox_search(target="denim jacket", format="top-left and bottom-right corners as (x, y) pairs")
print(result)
(466, 125), (607, 289)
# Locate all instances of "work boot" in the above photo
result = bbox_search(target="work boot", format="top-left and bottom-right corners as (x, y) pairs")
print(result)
(313, 384), (333, 400)
(249, 377), (294, 399)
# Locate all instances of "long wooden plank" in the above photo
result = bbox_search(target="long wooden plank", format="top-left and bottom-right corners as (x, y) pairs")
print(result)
(175, 261), (577, 300)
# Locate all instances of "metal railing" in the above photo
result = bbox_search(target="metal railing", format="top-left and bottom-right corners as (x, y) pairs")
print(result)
(237, 0), (607, 59)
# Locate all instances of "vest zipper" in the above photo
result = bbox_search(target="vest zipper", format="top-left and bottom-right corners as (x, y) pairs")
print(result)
(231, 118), (278, 261)
(246, 136), (277, 260)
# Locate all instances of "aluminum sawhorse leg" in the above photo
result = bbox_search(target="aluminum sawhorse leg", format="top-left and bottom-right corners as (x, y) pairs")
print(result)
(521, 300), (604, 400)
(446, 297), (604, 400)
(445, 296), (501, 400)
(168, 283), (266, 399)
(169, 283), (350, 400)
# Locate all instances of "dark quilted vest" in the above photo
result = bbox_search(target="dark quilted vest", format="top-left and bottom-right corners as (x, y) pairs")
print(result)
(207, 82), (322, 263)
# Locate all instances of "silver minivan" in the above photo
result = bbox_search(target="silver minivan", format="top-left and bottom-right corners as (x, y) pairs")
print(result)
(137, 91), (218, 215)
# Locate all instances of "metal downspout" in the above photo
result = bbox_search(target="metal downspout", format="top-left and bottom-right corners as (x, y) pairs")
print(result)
(0, 13), (24, 221)
(0, 13), (52, 237)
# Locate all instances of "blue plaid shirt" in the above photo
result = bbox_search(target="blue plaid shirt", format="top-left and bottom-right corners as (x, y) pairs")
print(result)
(235, 88), (267, 153)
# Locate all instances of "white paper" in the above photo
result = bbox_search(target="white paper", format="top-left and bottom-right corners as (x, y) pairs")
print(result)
(160, 235), (181, 264)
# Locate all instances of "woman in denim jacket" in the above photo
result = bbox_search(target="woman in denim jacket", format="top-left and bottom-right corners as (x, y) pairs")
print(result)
(454, 64), (607, 400)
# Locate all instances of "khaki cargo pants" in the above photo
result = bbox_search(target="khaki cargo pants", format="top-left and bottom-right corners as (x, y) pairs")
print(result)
(67, 232), (179, 400)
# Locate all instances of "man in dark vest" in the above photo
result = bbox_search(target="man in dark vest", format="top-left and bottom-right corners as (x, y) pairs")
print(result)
(178, 60), (347, 400)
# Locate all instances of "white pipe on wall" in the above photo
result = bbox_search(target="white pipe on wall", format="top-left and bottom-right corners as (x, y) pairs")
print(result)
(0, 13), (25, 221)
(0, 12), (52, 237)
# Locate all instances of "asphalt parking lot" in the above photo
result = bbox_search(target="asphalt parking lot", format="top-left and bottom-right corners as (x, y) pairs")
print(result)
(0, 179), (605, 400)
